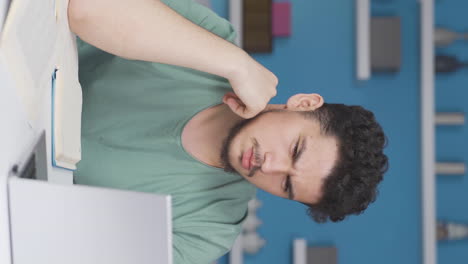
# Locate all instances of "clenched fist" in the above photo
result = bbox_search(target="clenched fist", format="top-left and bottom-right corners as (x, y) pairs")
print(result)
(223, 57), (278, 119)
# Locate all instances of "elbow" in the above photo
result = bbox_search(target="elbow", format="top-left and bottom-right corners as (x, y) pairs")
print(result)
(67, 0), (87, 35)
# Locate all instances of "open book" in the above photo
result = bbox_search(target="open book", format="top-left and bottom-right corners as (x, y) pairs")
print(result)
(0, 0), (82, 170)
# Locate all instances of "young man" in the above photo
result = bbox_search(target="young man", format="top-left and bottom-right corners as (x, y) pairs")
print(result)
(69, 0), (389, 263)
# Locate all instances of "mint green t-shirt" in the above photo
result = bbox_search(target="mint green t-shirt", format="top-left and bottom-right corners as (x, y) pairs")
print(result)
(72, 1), (256, 263)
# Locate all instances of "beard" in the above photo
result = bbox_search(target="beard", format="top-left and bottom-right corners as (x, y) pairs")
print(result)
(219, 109), (285, 174)
(219, 117), (252, 174)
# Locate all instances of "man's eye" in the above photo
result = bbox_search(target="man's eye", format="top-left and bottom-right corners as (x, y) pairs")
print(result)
(284, 140), (299, 194)
(284, 175), (291, 192)
(293, 141), (299, 158)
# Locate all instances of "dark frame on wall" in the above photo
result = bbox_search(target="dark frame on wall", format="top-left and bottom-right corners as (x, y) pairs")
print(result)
(242, 0), (273, 53)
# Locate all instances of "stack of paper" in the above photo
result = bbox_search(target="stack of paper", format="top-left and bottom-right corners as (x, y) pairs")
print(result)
(0, 0), (82, 170)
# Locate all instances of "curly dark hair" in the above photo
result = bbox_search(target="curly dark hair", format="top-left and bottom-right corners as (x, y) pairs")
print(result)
(299, 103), (389, 223)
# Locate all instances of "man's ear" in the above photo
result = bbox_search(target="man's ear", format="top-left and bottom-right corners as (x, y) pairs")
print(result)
(285, 93), (324, 111)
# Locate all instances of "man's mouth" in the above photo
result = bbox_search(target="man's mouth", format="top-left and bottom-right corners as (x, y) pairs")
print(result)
(242, 147), (253, 170)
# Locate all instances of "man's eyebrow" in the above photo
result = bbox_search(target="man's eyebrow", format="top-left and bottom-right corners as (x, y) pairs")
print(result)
(295, 136), (307, 167)
(290, 136), (307, 200)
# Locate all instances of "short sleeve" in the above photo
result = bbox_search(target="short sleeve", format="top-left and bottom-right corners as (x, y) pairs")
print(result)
(161, 0), (238, 44)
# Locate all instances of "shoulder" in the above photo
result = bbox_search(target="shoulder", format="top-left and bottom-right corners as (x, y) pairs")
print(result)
(171, 181), (255, 263)
(161, 0), (238, 44)
(172, 208), (248, 264)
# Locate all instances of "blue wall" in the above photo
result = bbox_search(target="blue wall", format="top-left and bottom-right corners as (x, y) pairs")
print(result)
(210, 0), (468, 263)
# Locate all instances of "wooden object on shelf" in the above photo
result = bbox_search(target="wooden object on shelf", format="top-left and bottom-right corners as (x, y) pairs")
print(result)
(243, 0), (272, 53)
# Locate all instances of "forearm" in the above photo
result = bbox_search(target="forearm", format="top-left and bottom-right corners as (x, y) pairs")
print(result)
(68, 0), (248, 79)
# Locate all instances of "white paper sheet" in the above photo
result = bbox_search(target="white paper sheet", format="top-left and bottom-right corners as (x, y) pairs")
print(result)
(0, 0), (58, 123)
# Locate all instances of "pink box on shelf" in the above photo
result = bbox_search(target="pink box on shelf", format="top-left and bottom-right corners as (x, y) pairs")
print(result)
(272, 2), (291, 37)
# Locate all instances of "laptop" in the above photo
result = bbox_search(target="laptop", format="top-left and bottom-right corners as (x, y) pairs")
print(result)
(5, 131), (172, 264)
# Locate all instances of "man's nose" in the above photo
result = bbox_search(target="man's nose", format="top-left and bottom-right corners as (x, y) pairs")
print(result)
(259, 151), (291, 175)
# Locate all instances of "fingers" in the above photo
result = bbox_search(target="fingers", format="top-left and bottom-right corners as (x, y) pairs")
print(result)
(223, 92), (251, 119)
(222, 92), (266, 119)
(242, 108), (259, 119)
(223, 93), (244, 117)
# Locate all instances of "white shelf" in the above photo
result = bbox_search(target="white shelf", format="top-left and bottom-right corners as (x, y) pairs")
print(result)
(356, 0), (370, 80)
(420, 0), (436, 264)
(229, 0), (243, 48)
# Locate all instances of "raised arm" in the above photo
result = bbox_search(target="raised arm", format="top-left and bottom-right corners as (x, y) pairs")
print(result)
(67, 0), (278, 119)
(67, 0), (247, 80)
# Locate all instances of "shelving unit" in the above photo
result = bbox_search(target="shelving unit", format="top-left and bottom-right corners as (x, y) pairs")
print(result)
(231, 0), (437, 263)
(355, 0), (436, 262)
(420, 0), (436, 264)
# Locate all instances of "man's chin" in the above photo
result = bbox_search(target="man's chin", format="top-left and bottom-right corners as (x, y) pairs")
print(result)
(222, 163), (238, 174)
